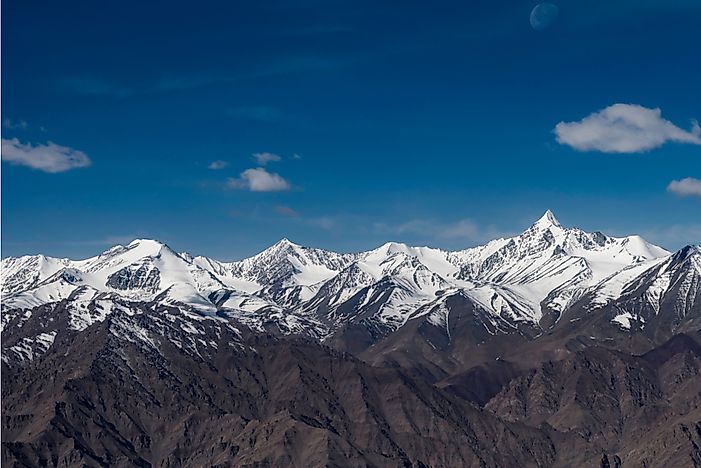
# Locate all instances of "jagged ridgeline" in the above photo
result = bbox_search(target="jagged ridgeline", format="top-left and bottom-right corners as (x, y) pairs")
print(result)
(2, 211), (700, 466)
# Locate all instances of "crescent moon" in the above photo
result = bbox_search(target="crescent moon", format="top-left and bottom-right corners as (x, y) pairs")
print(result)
(530, 3), (559, 31)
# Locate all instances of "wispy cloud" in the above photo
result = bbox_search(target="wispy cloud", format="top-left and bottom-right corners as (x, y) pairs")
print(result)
(273, 205), (300, 217)
(555, 104), (701, 153)
(208, 160), (229, 170)
(307, 217), (336, 230)
(1, 138), (91, 173)
(61, 76), (134, 98)
(637, 223), (701, 250)
(2, 119), (46, 133)
(227, 167), (291, 192)
(668, 177), (701, 198)
(252, 152), (282, 165)
(2, 119), (28, 130)
(372, 218), (512, 244)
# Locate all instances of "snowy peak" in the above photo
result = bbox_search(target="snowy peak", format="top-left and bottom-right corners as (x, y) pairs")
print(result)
(1, 237), (228, 317)
(265, 237), (301, 254)
(277, 237), (298, 248)
(90, 239), (174, 271)
(447, 212), (670, 322)
(614, 235), (669, 262)
(230, 238), (355, 288)
(669, 244), (701, 268)
(531, 209), (563, 230)
(513, 210), (566, 257)
(589, 244), (701, 333)
(1, 254), (72, 295)
(372, 241), (415, 256)
(513, 211), (668, 263)
(128, 238), (168, 250)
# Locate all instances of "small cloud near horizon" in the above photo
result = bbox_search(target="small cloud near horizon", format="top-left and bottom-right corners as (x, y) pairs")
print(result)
(636, 223), (701, 251)
(228, 167), (291, 192)
(252, 152), (282, 165)
(208, 160), (229, 170)
(3, 119), (28, 130)
(555, 104), (701, 153)
(667, 177), (701, 199)
(307, 217), (335, 230)
(1, 138), (91, 173)
(372, 217), (514, 245)
(61, 76), (133, 98)
(274, 205), (300, 217)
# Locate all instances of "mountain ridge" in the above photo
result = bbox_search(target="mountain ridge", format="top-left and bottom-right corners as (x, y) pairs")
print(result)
(3, 211), (701, 467)
(3, 210), (697, 364)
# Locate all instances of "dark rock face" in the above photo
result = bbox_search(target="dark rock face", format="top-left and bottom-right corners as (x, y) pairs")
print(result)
(485, 336), (701, 467)
(3, 301), (700, 467)
(2, 307), (559, 467)
(106, 264), (160, 292)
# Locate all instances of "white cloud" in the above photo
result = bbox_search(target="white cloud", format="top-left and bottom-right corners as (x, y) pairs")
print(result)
(667, 177), (701, 198)
(555, 104), (701, 153)
(227, 167), (291, 192)
(208, 160), (228, 170)
(252, 152), (282, 165)
(274, 205), (299, 217)
(440, 220), (481, 239)
(3, 119), (28, 130)
(1, 138), (91, 173)
(307, 217), (335, 230)
(374, 218), (512, 243)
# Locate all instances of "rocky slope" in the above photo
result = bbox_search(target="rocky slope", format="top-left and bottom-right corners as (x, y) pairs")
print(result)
(2, 304), (561, 467)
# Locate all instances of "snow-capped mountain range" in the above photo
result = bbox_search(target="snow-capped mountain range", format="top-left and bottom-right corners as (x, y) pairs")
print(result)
(2, 210), (700, 362)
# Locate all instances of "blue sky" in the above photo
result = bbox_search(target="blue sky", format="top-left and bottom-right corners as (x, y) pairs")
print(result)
(2, 0), (700, 259)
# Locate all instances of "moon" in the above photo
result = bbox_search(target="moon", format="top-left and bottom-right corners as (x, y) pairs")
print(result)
(530, 3), (559, 31)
